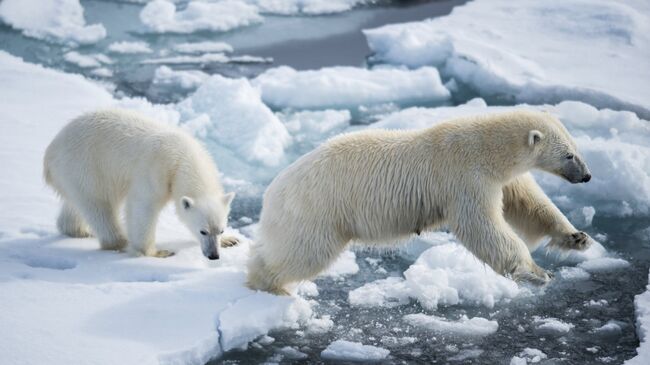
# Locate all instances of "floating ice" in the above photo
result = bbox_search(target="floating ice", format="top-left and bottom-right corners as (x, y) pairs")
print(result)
(321, 340), (390, 362)
(0, 0), (106, 45)
(568, 206), (596, 228)
(510, 348), (547, 364)
(252, 65), (450, 110)
(141, 53), (230, 65)
(321, 250), (359, 278)
(152, 66), (209, 91)
(107, 41), (153, 54)
(533, 316), (574, 336)
(173, 41), (234, 54)
(364, 0), (650, 118)
(404, 313), (498, 337)
(627, 272), (650, 364)
(140, 0), (263, 34)
(249, 0), (373, 15)
(63, 51), (111, 69)
(579, 257), (631, 272)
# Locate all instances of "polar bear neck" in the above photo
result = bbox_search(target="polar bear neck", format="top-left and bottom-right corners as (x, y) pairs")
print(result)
(170, 135), (224, 200)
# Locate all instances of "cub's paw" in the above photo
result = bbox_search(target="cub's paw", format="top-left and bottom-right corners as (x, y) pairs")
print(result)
(550, 231), (591, 251)
(220, 235), (240, 248)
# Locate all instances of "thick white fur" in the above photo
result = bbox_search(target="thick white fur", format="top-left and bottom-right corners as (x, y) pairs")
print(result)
(44, 109), (235, 258)
(248, 110), (592, 294)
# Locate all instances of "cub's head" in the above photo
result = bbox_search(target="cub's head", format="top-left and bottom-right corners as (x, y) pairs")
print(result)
(177, 192), (235, 260)
(527, 113), (591, 184)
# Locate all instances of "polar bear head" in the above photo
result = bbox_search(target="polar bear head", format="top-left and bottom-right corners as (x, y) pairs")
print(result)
(527, 114), (591, 184)
(178, 192), (235, 260)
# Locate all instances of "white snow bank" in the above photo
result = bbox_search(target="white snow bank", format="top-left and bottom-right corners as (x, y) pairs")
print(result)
(0, 0), (106, 45)
(249, 0), (372, 15)
(404, 313), (498, 337)
(174, 41), (234, 54)
(626, 272), (650, 364)
(372, 98), (650, 216)
(140, 0), (263, 34)
(252, 65), (450, 110)
(321, 340), (390, 362)
(364, 0), (650, 118)
(152, 66), (209, 91)
(108, 41), (153, 54)
(177, 75), (291, 169)
(349, 233), (521, 310)
(0, 51), (309, 365)
(533, 316), (574, 336)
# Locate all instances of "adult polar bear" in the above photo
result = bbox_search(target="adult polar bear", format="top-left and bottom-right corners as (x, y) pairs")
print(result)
(44, 109), (237, 259)
(248, 110), (592, 294)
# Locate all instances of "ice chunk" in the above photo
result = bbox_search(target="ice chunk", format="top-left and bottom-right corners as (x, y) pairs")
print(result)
(141, 53), (230, 65)
(510, 348), (547, 364)
(177, 75), (291, 168)
(321, 340), (390, 362)
(249, 0), (372, 15)
(152, 66), (209, 91)
(0, 0), (106, 45)
(568, 206), (596, 228)
(253, 66), (450, 110)
(364, 0), (650, 117)
(626, 272), (650, 364)
(579, 257), (631, 272)
(173, 41), (234, 54)
(533, 316), (574, 335)
(321, 250), (359, 278)
(404, 313), (498, 337)
(63, 51), (111, 69)
(107, 41), (152, 54)
(348, 276), (411, 308)
(140, 0), (262, 34)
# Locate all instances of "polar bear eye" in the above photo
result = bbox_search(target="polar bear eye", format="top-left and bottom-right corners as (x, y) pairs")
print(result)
(566, 154), (574, 160)
(200, 230), (209, 236)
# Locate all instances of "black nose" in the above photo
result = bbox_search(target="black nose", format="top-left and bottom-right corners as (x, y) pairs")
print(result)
(207, 253), (219, 260)
(582, 174), (591, 183)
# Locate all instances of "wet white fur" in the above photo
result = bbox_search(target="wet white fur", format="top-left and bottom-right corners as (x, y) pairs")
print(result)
(44, 109), (234, 258)
(248, 110), (591, 294)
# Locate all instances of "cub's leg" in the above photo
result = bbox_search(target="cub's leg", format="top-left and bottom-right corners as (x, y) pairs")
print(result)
(72, 197), (127, 251)
(449, 190), (550, 285)
(219, 235), (239, 248)
(125, 187), (170, 258)
(503, 173), (590, 251)
(57, 202), (92, 238)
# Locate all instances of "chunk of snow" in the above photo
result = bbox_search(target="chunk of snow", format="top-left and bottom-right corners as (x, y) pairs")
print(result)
(173, 41), (234, 54)
(404, 313), (498, 337)
(0, 0), (106, 45)
(321, 340), (390, 362)
(533, 317), (574, 335)
(578, 257), (631, 272)
(177, 75), (291, 168)
(364, 0), (650, 118)
(152, 66), (209, 90)
(321, 250), (359, 278)
(349, 239), (520, 310)
(253, 65), (450, 110)
(140, 0), (262, 34)
(626, 271), (650, 364)
(107, 41), (153, 54)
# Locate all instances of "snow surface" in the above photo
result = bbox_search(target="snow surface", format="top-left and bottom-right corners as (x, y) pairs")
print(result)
(403, 313), (498, 337)
(0, 51), (318, 365)
(0, 0), (106, 45)
(108, 41), (153, 54)
(252, 65), (450, 110)
(364, 0), (650, 118)
(321, 340), (390, 362)
(140, 0), (263, 34)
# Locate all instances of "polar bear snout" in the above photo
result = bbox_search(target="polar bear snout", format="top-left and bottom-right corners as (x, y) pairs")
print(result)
(201, 235), (220, 260)
(561, 154), (591, 184)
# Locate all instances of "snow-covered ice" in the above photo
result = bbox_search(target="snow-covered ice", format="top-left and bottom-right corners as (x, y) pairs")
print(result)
(578, 257), (631, 273)
(253, 65), (450, 110)
(140, 0), (263, 34)
(533, 316), (575, 336)
(321, 340), (390, 362)
(63, 51), (111, 69)
(152, 66), (209, 91)
(0, 0), (106, 45)
(108, 41), (153, 54)
(627, 272), (650, 364)
(364, 0), (650, 118)
(249, 0), (373, 15)
(173, 41), (234, 54)
(510, 348), (547, 364)
(404, 313), (498, 337)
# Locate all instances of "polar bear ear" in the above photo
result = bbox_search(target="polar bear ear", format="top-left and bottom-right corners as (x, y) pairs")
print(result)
(528, 130), (544, 146)
(181, 196), (194, 210)
(222, 192), (235, 207)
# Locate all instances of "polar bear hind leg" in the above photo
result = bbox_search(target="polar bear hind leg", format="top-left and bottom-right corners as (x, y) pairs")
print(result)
(57, 202), (92, 238)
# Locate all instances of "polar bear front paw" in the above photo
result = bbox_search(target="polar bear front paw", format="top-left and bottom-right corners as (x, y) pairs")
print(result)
(513, 264), (551, 286)
(549, 231), (591, 251)
(220, 235), (240, 248)
(152, 249), (175, 258)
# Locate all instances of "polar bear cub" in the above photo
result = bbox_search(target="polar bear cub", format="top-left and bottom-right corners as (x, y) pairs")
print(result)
(44, 109), (237, 259)
(248, 110), (592, 294)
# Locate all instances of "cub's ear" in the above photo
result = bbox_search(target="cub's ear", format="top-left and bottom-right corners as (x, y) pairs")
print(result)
(222, 192), (235, 207)
(181, 196), (194, 210)
(528, 130), (544, 146)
